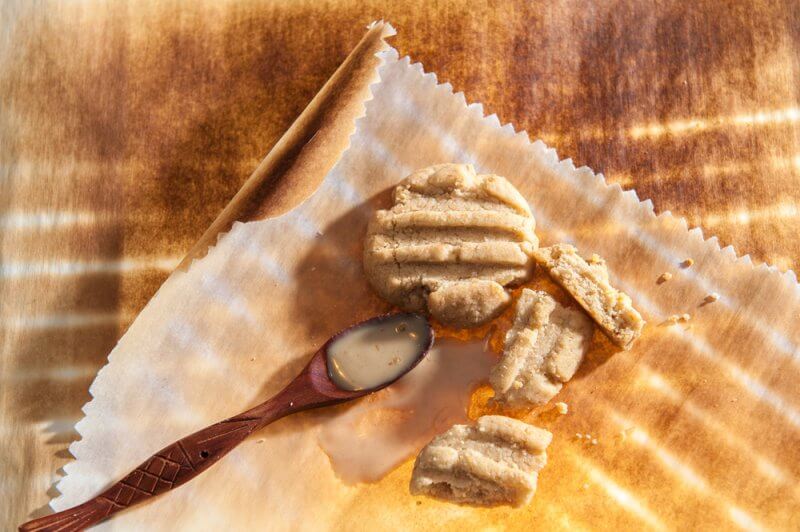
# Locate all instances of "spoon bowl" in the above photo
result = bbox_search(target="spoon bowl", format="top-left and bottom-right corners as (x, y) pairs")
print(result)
(20, 313), (433, 532)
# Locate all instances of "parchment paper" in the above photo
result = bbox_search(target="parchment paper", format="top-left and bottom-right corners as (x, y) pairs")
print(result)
(52, 27), (800, 531)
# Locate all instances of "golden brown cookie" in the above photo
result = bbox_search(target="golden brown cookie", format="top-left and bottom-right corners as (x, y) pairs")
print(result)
(490, 289), (594, 407)
(410, 415), (551, 507)
(364, 164), (537, 328)
(533, 244), (645, 349)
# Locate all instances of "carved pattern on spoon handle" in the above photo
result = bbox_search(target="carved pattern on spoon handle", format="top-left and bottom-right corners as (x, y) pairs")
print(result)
(20, 412), (272, 532)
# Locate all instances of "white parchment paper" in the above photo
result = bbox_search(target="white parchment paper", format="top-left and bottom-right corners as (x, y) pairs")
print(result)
(52, 48), (800, 531)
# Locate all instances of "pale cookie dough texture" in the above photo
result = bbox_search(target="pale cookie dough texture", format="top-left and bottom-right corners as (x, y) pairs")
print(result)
(410, 415), (551, 507)
(533, 244), (645, 349)
(490, 289), (594, 407)
(364, 164), (538, 328)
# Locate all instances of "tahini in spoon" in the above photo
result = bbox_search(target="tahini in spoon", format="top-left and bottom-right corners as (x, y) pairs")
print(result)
(20, 313), (433, 532)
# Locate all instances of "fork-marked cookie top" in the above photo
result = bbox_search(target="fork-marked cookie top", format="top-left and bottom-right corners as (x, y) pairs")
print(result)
(410, 415), (551, 507)
(364, 164), (538, 328)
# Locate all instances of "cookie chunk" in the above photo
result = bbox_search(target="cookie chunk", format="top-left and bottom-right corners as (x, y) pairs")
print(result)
(533, 244), (644, 349)
(364, 164), (537, 328)
(410, 415), (551, 507)
(490, 289), (593, 407)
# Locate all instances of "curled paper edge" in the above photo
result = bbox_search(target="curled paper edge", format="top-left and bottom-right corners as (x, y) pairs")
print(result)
(179, 20), (396, 270)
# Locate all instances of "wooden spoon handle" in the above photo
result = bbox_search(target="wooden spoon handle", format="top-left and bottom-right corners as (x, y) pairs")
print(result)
(20, 399), (289, 532)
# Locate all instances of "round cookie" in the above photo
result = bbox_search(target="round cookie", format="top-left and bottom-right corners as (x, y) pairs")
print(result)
(364, 163), (538, 328)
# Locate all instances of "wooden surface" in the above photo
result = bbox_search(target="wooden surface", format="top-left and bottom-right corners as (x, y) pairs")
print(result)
(1, 0), (799, 528)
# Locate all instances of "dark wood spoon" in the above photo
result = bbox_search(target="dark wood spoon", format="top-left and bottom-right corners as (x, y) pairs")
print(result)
(21, 313), (433, 532)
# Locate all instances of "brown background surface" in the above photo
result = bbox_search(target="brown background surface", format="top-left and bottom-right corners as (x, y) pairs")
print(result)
(1, 0), (798, 528)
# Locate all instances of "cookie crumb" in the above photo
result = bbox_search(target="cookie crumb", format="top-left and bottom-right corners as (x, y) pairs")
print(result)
(591, 438), (598, 445)
(582, 483), (590, 490)
(588, 253), (603, 264)
(679, 313), (691, 322)
(416, 501), (422, 506)
(681, 258), (694, 268)
(704, 292), (719, 303)
(256, 439), (265, 444)
(575, 433), (583, 439)
(555, 402), (569, 415)
(250, 357), (256, 361)
(388, 356), (401, 366)
(619, 427), (634, 442)
(664, 314), (680, 325)
(657, 272), (673, 284)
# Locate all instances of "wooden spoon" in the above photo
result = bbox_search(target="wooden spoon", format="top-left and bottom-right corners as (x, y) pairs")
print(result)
(20, 313), (434, 531)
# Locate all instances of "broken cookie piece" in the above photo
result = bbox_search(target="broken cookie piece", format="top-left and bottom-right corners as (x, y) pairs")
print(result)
(490, 289), (593, 407)
(364, 164), (538, 328)
(410, 415), (551, 507)
(533, 244), (645, 349)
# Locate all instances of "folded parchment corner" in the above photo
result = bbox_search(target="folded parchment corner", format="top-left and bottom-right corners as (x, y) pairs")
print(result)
(178, 21), (396, 270)
(50, 20), (396, 515)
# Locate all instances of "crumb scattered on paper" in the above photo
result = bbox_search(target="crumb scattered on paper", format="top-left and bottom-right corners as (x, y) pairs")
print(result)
(664, 315), (680, 325)
(658, 272), (672, 283)
(681, 258), (694, 268)
(618, 427), (635, 442)
(555, 402), (568, 415)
